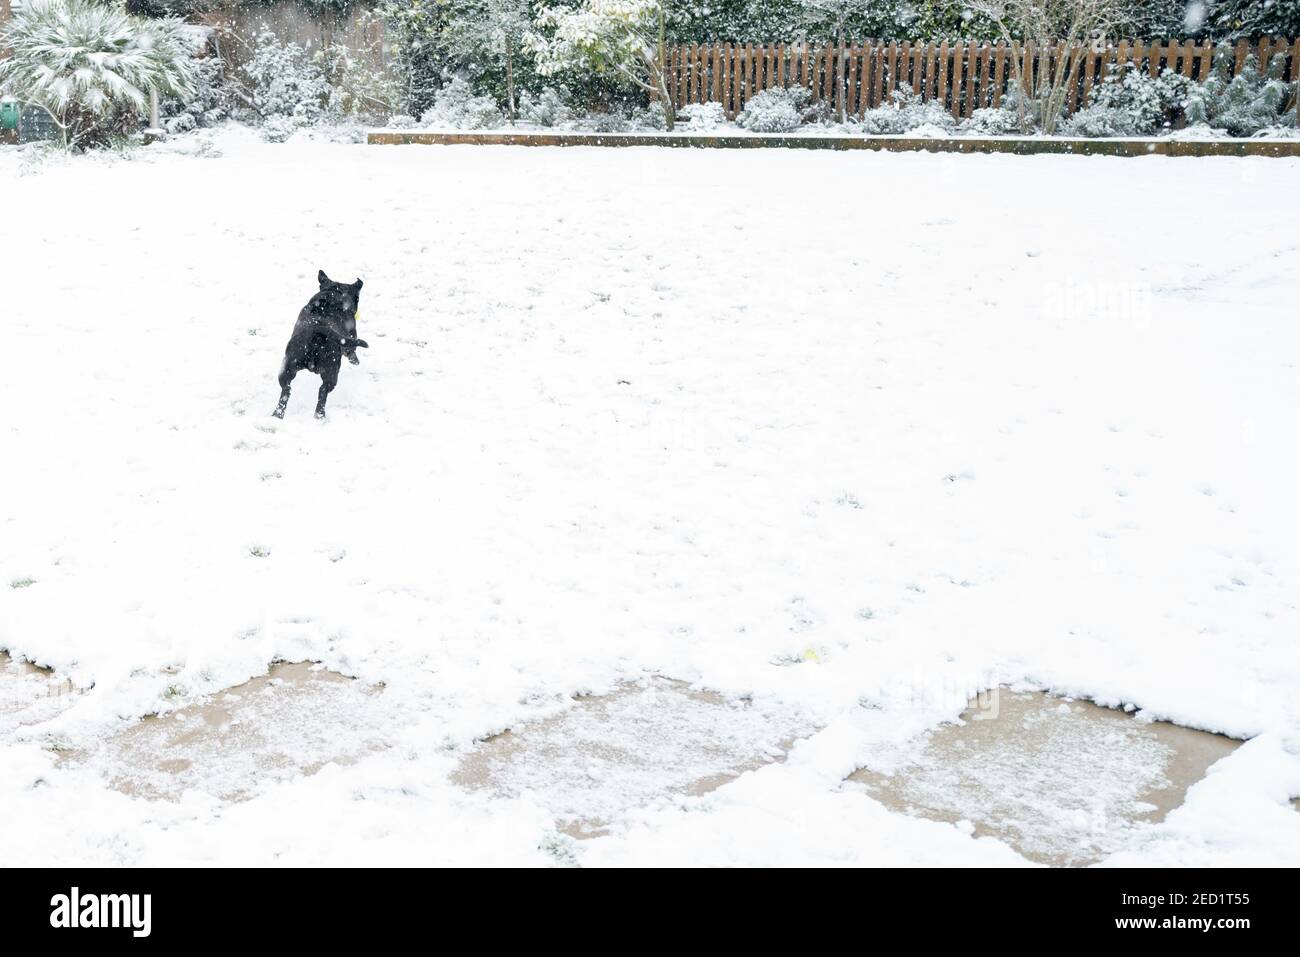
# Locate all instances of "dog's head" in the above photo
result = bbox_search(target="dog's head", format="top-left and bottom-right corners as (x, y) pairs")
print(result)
(317, 270), (363, 317)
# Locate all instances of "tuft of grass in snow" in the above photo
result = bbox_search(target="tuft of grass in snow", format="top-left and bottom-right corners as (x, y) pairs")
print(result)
(538, 831), (580, 867)
(10, 577), (36, 589)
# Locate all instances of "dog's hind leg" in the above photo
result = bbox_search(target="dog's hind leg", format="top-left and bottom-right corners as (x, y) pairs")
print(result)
(273, 361), (298, 418)
(314, 365), (339, 420)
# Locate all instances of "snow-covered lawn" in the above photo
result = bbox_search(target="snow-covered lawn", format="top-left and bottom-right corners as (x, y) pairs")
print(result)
(2, 128), (1299, 866)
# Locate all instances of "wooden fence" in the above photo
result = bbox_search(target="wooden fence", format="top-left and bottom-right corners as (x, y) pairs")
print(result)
(666, 37), (1300, 119)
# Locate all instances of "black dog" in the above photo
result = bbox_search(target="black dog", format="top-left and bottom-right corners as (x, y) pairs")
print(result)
(274, 271), (369, 419)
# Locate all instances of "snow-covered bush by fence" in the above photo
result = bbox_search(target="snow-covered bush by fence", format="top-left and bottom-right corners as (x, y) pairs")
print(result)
(1185, 47), (1298, 136)
(961, 104), (1023, 135)
(419, 76), (505, 129)
(678, 101), (726, 131)
(735, 86), (823, 132)
(860, 87), (957, 134)
(1063, 66), (1196, 137)
(0, 0), (197, 149)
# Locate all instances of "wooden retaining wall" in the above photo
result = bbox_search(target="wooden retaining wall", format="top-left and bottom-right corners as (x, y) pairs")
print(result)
(367, 131), (1300, 157)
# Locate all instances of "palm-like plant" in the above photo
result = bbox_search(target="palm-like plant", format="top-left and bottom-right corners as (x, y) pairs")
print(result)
(0, 0), (197, 148)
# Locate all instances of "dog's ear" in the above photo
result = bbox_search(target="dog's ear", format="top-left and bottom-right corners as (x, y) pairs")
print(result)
(318, 269), (330, 287)
(352, 278), (363, 291)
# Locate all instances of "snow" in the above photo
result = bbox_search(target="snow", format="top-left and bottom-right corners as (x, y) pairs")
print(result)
(2, 128), (1299, 865)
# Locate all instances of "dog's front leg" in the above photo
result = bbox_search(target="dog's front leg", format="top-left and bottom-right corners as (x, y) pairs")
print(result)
(343, 316), (360, 366)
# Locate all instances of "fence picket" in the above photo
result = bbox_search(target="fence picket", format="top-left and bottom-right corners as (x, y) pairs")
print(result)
(963, 40), (977, 117)
(938, 40), (949, 110)
(991, 42), (1005, 106)
(824, 44), (834, 103)
(976, 42), (990, 111)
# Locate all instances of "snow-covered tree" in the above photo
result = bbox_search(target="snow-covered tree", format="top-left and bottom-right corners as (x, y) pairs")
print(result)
(0, 0), (197, 148)
(235, 30), (331, 132)
(909, 0), (1000, 38)
(1200, 0), (1300, 41)
(968, 0), (1129, 134)
(376, 0), (453, 117)
(527, 0), (677, 130)
(1123, 0), (1195, 37)
(797, 0), (881, 121)
(443, 0), (532, 122)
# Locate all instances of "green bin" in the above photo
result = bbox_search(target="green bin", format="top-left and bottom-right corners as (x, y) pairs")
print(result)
(0, 101), (20, 132)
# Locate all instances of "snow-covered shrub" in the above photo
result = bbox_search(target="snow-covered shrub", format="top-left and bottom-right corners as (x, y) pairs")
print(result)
(259, 114), (300, 144)
(1060, 102), (1138, 137)
(519, 87), (575, 127)
(860, 87), (956, 135)
(1185, 47), (1297, 137)
(237, 30), (331, 137)
(315, 42), (400, 124)
(1062, 65), (1194, 137)
(419, 77), (504, 129)
(627, 99), (668, 130)
(162, 55), (230, 135)
(735, 86), (822, 133)
(961, 105), (1022, 136)
(678, 101), (726, 131)
(229, 24), (396, 136)
(579, 110), (632, 132)
(285, 123), (370, 144)
(0, 0), (197, 149)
